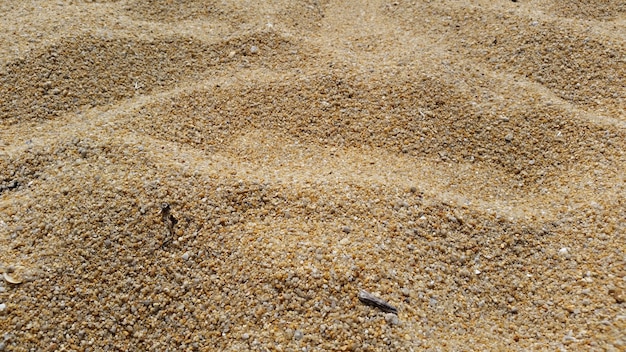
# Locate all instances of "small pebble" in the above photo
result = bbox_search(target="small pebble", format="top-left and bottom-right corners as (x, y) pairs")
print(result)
(385, 313), (400, 326)
(341, 226), (351, 234)
(250, 46), (259, 54)
(0, 303), (5, 312)
(559, 247), (569, 255)
(182, 252), (190, 261)
(608, 287), (625, 303)
(293, 330), (303, 341)
(505, 133), (514, 142)
(563, 335), (577, 343)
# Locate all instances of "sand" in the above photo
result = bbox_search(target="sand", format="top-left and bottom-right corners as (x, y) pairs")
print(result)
(0, 0), (625, 350)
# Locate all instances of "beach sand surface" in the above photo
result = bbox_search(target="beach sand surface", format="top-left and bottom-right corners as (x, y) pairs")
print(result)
(0, 0), (625, 350)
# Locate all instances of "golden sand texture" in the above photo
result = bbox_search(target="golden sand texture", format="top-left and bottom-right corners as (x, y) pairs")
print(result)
(1, 0), (625, 350)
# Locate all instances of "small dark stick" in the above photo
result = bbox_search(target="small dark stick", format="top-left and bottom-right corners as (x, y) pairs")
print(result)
(160, 203), (178, 245)
(358, 290), (398, 314)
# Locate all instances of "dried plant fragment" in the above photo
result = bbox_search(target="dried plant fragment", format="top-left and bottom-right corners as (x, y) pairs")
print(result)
(358, 289), (398, 314)
(160, 203), (178, 245)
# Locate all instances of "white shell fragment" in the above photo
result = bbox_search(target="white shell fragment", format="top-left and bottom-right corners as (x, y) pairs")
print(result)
(358, 289), (398, 314)
(3, 272), (23, 284)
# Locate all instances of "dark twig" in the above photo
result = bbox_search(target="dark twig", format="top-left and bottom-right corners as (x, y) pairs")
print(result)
(160, 203), (178, 246)
(358, 290), (398, 314)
